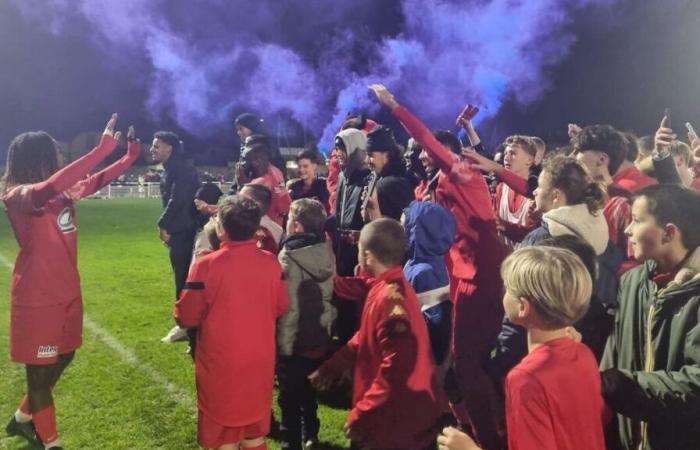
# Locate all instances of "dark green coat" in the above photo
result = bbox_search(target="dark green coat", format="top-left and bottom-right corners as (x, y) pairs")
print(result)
(601, 260), (700, 450)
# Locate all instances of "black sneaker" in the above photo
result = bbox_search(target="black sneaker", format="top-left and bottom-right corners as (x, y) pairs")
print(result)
(5, 416), (39, 443)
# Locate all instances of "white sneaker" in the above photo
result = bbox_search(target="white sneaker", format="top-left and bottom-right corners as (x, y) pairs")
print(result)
(304, 438), (319, 450)
(161, 325), (189, 343)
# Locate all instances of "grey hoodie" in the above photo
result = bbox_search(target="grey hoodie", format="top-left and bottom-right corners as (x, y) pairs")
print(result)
(335, 128), (371, 232)
(277, 234), (336, 356)
(542, 203), (609, 255)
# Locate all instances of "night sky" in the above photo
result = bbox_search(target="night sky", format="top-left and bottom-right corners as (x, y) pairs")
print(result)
(0, 0), (698, 164)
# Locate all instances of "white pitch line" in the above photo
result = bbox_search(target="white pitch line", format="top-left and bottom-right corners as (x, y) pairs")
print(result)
(0, 252), (195, 409)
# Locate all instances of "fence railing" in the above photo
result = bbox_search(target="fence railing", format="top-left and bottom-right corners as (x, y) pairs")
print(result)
(89, 182), (235, 199)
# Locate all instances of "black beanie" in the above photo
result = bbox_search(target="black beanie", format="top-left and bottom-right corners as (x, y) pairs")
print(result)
(195, 182), (224, 205)
(366, 125), (398, 154)
(235, 113), (265, 134)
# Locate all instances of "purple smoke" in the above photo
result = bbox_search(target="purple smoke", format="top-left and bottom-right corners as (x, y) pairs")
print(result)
(10, 0), (616, 153)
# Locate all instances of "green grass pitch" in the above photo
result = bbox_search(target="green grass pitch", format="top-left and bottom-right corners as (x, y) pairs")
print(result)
(0, 199), (350, 449)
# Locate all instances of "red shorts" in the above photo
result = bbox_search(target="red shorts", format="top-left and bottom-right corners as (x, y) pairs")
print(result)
(198, 410), (270, 449)
(10, 297), (83, 365)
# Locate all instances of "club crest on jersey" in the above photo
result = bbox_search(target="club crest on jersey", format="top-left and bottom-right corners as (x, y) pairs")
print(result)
(37, 345), (58, 359)
(57, 207), (76, 233)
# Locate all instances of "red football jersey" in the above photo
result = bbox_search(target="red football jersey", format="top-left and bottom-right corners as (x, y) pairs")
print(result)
(506, 338), (606, 450)
(251, 166), (292, 226)
(2, 135), (137, 307)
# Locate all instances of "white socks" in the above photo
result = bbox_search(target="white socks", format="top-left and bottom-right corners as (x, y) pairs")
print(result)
(14, 409), (31, 423)
(44, 437), (62, 449)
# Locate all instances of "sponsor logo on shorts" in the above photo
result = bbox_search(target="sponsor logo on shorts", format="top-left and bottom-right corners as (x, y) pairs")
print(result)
(37, 345), (58, 358)
(57, 207), (76, 233)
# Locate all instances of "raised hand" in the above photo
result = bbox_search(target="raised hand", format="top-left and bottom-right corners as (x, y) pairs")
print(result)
(103, 113), (122, 142)
(567, 123), (582, 140)
(369, 84), (399, 110)
(687, 124), (700, 164)
(655, 115), (676, 153)
(126, 126), (141, 158)
(456, 104), (480, 128)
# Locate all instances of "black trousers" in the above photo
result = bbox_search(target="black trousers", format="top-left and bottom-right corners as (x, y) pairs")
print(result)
(168, 230), (196, 299)
(277, 355), (323, 450)
(168, 230), (196, 358)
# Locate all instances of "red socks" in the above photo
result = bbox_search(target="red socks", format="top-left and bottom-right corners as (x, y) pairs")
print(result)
(32, 405), (58, 444)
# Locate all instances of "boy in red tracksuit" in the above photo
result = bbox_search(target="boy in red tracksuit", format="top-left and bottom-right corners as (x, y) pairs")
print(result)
(371, 85), (506, 450)
(311, 218), (445, 450)
(174, 195), (288, 450)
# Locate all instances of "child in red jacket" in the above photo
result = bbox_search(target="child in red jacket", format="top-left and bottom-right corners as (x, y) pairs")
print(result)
(310, 218), (445, 449)
(174, 195), (288, 450)
(371, 84), (506, 450)
(438, 246), (605, 450)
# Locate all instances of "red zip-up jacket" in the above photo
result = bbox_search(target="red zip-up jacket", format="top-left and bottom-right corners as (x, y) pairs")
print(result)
(318, 267), (445, 449)
(393, 105), (504, 282)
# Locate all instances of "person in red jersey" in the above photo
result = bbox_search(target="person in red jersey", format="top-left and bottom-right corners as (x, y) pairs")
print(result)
(370, 84), (506, 450)
(438, 247), (605, 450)
(1, 115), (140, 450)
(174, 195), (288, 450)
(310, 218), (446, 450)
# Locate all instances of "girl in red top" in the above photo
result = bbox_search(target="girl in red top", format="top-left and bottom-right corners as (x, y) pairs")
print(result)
(1, 115), (140, 449)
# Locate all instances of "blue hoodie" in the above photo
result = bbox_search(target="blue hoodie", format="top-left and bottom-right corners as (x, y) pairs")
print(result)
(403, 201), (456, 364)
(404, 201), (456, 299)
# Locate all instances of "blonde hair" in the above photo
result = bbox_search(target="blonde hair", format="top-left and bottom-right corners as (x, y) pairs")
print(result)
(504, 135), (538, 158)
(500, 246), (592, 328)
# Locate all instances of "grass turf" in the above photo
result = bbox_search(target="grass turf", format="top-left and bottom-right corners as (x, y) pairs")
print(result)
(0, 198), (350, 450)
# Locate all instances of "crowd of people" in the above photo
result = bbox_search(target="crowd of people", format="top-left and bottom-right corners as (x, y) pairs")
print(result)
(2, 82), (700, 450)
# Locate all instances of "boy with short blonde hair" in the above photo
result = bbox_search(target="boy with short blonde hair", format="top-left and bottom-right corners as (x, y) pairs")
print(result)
(439, 246), (605, 450)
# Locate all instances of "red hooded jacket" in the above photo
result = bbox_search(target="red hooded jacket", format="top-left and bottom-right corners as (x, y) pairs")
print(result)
(318, 267), (445, 449)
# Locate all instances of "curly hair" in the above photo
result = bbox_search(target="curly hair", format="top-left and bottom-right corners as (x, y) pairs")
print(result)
(1, 131), (59, 193)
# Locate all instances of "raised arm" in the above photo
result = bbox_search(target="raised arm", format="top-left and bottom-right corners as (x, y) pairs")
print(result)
(30, 114), (122, 207)
(69, 126), (141, 200)
(652, 115), (682, 184)
(462, 148), (532, 197)
(369, 84), (456, 174)
(457, 105), (482, 148)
